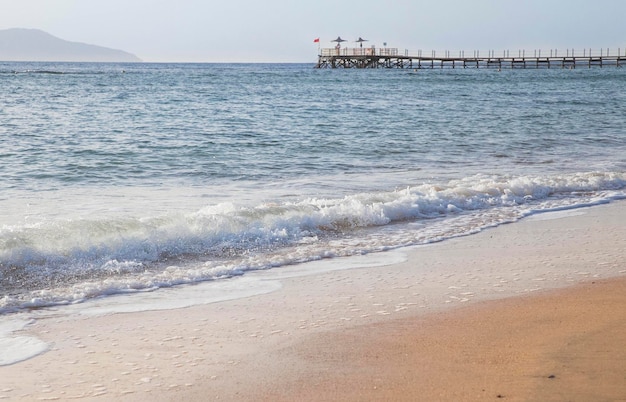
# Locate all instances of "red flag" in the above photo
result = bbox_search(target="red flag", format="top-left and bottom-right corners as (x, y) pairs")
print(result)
(313, 38), (320, 43)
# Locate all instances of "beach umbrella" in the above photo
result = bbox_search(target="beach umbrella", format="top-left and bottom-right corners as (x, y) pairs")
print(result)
(356, 37), (368, 48)
(331, 36), (347, 47)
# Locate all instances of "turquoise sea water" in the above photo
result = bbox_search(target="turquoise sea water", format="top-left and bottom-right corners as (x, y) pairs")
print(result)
(1, 62), (625, 313)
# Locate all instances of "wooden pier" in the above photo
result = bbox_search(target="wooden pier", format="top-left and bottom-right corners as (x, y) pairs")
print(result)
(316, 48), (626, 69)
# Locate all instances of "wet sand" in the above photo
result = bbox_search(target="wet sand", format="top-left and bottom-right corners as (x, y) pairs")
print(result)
(0, 202), (624, 401)
(254, 277), (626, 402)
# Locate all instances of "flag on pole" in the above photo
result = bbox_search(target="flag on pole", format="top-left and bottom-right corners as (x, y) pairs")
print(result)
(313, 38), (320, 43)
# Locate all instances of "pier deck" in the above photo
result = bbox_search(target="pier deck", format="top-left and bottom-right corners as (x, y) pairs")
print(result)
(316, 48), (626, 69)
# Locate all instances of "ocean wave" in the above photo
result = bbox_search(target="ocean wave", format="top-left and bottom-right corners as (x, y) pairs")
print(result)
(1, 171), (625, 313)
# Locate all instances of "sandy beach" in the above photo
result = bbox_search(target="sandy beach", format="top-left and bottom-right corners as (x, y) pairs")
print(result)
(1, 201), (625, 401)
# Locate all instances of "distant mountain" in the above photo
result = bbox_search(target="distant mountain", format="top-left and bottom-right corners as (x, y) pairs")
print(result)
(0, 28), (141, 62)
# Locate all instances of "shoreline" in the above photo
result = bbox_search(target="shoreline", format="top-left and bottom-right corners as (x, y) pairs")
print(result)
(1, 201), (624, 401)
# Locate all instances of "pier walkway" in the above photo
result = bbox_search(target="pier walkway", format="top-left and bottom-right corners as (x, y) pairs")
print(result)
(316, 48), (626, 69)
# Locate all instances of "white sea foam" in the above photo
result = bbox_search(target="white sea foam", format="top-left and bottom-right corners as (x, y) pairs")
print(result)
(0, 318), (48, 366)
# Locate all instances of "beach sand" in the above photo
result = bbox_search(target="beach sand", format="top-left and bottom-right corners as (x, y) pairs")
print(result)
(253, 277), (626, 402)
(1, 202), (624, 401)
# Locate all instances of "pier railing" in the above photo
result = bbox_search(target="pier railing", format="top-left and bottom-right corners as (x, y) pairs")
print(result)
(404, 48), (625, 59)
(320, 47), (399, 57)
(320, 47), (625, 59)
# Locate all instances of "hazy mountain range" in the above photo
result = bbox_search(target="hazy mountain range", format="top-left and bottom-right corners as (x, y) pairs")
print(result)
(0, 28), (141, 62)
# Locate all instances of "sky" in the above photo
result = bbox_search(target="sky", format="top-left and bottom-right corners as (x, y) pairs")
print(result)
(1, 0), (625, 62)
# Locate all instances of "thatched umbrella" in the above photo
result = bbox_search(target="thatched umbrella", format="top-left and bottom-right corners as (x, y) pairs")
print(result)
(331, 36), (347, 47)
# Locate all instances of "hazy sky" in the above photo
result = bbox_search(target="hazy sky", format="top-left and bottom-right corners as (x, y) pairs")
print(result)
(1, 0), (625, 62)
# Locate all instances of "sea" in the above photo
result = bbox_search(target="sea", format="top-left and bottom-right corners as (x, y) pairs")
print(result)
(1, 62), (625, 315)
